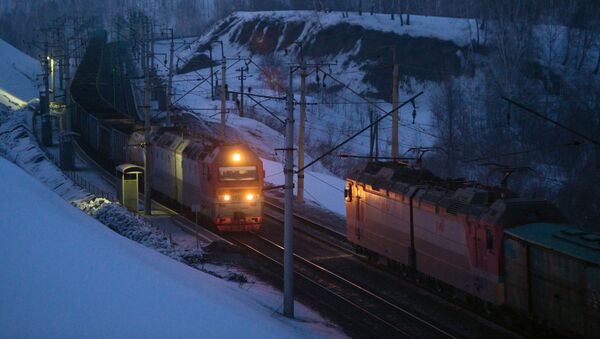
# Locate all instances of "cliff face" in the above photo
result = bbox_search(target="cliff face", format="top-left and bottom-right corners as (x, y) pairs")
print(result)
(180, 11), (476, 99)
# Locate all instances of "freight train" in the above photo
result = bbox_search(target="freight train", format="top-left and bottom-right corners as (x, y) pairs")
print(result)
(345, 161), (599, 337)
(70, 30), (264, 231)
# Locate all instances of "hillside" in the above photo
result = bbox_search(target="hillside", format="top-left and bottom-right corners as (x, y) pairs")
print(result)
(169, 10), (600, 229)
(0, 39), (40, 109)
(170, 12), (472, 177)
(0, 156), (338, 337)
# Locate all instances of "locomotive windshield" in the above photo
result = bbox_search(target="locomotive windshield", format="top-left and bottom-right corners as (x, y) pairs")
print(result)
(219, 166), (258, 181)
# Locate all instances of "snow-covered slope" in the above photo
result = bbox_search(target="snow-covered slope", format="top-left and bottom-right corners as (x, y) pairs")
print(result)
(156, 12), (466, 217)
(0, 39), (40, 109)
(0, 156), (337, 338)
(170, 11), (466, 168)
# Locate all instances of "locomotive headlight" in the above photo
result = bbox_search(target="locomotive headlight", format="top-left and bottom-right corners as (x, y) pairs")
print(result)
(245, 193), (255, 201)
(232, 152), (241, 162)
(222, 194), (231, 202)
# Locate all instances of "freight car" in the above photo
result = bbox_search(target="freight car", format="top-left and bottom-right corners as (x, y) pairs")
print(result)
(504, 223), (600, 337)
(344, 161), (599, 337)
(128, 130), (264, 231)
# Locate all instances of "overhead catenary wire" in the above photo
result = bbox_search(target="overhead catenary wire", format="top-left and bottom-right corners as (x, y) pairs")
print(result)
(298, 92), (424, 173)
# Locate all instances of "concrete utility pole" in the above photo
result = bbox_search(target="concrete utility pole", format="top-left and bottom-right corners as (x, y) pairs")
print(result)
(296, 59), (307, 204)
(63, 22), (71, 131)
(236, 65), (252, 117)
(143, 19), (153, 216)
(166, 28), (175, 124)
(218, 41), (226, 142)
(391, 48), (399, 160)
(58, 27), (64, 92)
(50, 49), (56, 103)
(41, 33), (52, 146)
(283, 66), (295, 318)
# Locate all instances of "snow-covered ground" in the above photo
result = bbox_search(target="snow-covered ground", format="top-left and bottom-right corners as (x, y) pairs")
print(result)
(231, 10), (477, 46)
(0, 39), (40, 110)
(0, 157), (340, 338)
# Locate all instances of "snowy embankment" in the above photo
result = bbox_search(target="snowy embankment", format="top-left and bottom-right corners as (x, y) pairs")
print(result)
(0, 157), (336, 338)
(0, 39), (40, 110)
(0, 109), (90, 201)
(0, 108), (203, 265)
(0, 36), (200, 264)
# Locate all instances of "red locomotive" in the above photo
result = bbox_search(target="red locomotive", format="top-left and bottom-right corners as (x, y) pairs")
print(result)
(345, 161), (600, 337)
(344, 161), (563, 303)
(129, 130), (264, 231)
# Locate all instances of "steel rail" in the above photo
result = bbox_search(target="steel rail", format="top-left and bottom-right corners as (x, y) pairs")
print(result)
(230, 237), (413, 338)
(248, 232), (456, 339)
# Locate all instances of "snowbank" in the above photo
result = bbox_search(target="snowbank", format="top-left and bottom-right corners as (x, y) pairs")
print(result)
(74, 197), (203, 265)
(263, 158), (346, 216)
(0, 157), (336, 338)
(0, 39), (40, 108)
(0, 108), (89, 201)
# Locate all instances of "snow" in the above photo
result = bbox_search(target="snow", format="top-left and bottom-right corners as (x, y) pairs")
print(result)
(262, 158), (346, 216)
(0, 108), (90, 201)
(233, 11), (477, 47)
(0, 39), (40, 108)
(0, 156), (340, 338)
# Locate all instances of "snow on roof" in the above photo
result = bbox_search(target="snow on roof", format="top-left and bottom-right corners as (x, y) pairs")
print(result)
(0, 157), (338, 338)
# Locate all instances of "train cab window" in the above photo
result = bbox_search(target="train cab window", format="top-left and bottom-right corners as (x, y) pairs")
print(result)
(486, 229), (494, 252)
(219, 166), (258, 181)
(345, 184), (353, 202)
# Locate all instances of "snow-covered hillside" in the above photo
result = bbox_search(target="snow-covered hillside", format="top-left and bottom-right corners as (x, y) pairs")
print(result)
(168, 12), (473, 171)
(0, 39), (40, 109)
(0, 156), (339, 338)
(152, 12), (478, 216)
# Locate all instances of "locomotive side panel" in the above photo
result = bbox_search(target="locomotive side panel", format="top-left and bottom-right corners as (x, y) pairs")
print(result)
(181, 157), (203, 212)
(174, 140), (190, 203)
(152, 145), (176, 200)
(152, 133), (183, 201)
(345, 182), (412, 265)
(412, 205), (475, 297)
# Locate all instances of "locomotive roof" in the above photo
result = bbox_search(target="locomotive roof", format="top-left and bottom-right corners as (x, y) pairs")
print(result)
(183, 138), (215, 159)
(506, 223), (600, 265)
(349, 161), (505, 204)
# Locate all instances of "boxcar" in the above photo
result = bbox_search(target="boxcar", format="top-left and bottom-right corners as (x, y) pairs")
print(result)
(504, 223), (600, 337)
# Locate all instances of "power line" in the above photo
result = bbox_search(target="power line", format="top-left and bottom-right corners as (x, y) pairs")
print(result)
(502, 96), (600, 147)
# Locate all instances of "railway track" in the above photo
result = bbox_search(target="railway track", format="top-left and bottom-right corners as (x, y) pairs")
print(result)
(72, 139), (515, 337)
(71, 139), (457, 337)
(66, 37), (515, 338)
(262, 200), (523, 339)
(229, 230), (456, 338)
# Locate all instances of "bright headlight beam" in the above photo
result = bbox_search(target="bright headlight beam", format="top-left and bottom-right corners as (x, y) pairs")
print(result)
(246, 193), (254, 201)
(232, 153), (241, 161)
